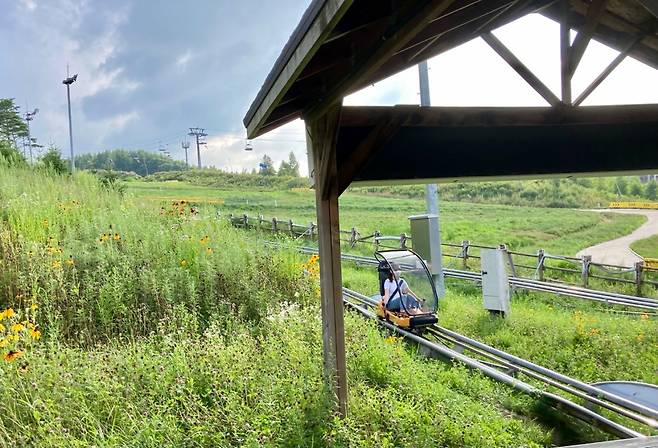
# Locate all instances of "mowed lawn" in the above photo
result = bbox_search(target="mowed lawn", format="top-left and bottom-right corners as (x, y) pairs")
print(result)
(127, 180), (645, 256)
(632, 235), (658, 258)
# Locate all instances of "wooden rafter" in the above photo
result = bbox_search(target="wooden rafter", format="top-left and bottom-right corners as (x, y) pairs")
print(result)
(573, 34), (646, 105)
(568, 0), (610, 77)
(304, 0), (458, 120)
(482, 32), (561, 106)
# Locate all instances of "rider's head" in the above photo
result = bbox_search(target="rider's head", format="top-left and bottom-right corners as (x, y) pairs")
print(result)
(387, 262), (400, 280)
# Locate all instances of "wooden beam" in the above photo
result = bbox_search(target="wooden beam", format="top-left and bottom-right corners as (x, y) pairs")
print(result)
(568, 0), (610, 77)
(244, 0), (352, 138)
(560, 0), (572, 105)
(338, 104), (658, 127)
(638, 0), (658, 19)
(336, 114), (401, 194)
(482, 32), (561, 106)
(305, 0), (458, 120)
(308, 103), (348, 417)
(573, 35), (645, 105)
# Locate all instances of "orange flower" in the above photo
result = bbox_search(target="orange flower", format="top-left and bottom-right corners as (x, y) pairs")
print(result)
(4, 350), (24, 362)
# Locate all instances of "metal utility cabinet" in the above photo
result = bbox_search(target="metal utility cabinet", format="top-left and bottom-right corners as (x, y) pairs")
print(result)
(480, 248), (510, 316)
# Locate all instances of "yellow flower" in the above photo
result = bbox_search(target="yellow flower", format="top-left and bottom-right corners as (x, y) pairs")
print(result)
(99, 233), (109, 243)
(29, 329), (41, 340)
(66, 257), (75, 266)
(0, 339), (8, 348)
(11, 323), (25, 333)
(640, 313), (649, 321)
(199, 235), (209, 245)
(42, 219), (49, 228)
(3, 350), (24, 362)
(4, 309), (14, 319)
(205, 247), (213, 254)
(113, 233), (121, 241)
(30, 304), (38, 311)
(180, 259), (188, 267)
(52, 260), (62, 269)
(0, 324), (4, 332)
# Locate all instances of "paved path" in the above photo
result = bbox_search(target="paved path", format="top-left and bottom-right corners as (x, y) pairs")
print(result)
(576, 209), (658, 266)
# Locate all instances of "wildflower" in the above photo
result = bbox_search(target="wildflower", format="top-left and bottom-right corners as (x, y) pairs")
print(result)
(52, 260), (62, 269)
(199, 235), (210, 245)
(29, 328), (41, 340)
(27, 250), (33, 257)
(42, 219), (49, 228)
(30, 304), (38, 311)
(4, 309), (14, 319)
(180, 259), (188, 267)
(66, 256), (75, 266)
(0, 339), (8, 348)
(113, 233), (121, 241)
(640, 313), (649, 321)
(205, 247), (213, 254)
(11, 323), (25, 333)
(0, 324), (4, 332)
(4, 351), (24, 362)
(99, 233), (109, 243)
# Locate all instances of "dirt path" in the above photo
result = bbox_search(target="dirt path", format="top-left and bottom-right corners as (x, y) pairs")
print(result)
(576, 209), (658, 266)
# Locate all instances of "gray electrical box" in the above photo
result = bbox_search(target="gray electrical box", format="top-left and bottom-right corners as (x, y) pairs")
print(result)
(409, 214), (445, 298)
(480, 248), (510, 316)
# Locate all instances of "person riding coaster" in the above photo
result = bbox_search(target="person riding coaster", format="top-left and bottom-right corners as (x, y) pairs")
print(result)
(374, 249), (439, 329)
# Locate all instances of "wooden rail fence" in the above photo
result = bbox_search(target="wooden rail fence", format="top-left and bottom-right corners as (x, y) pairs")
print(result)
(227, 213), (658, 297)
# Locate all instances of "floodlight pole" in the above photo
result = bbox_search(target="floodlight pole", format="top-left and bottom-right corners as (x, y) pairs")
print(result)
(24, 108), (38, 164)
(63, 71), (78, 172)
(418, 60), (445, 298)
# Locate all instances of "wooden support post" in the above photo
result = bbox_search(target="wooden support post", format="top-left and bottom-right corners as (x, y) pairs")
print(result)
(400, 233), (408, 249)
(350, 227), (358, 248)
(289, 219), (295, 236)
(272, 217), (278, 233)
(537, 249), (545, 281)
(634, 261), (643, 296)
(243, 214), (248, 229)
(307, 104), (347, 416)
(462, 240), (470, 269)
(581, 255), (592, 287)
(560, 0), (572, 105)
(500, 244), (517, 278)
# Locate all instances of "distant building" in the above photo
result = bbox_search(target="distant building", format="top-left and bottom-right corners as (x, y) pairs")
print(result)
(640, 174), (658, 183)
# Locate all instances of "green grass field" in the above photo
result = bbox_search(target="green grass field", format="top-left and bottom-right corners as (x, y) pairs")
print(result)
(126, 180), (645, 257)
(0, 169), (655, 446)
(631, 234), (658, 259)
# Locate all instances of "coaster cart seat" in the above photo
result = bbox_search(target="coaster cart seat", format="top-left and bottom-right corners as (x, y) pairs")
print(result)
(374, 249), (439, 330)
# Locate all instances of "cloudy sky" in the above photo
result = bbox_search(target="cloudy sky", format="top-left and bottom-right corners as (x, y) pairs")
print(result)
(2, 0), (657, 175)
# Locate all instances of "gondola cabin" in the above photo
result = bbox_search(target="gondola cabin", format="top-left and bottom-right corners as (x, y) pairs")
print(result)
(374, 249), (439, 329)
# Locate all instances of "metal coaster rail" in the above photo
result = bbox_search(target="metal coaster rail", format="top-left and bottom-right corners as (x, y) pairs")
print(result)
(341, 287), (656, 439)
(289, 245), (658, 311)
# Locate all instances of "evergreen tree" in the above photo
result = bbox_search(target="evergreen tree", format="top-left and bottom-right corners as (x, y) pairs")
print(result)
(0, 99), (28, 144)
(277, 152), (300, 177)
(41, 146), (69, 175)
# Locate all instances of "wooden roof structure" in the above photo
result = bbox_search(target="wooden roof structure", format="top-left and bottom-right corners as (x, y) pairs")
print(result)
(244, 0), (658, 139)
(244, 0), (658, 424)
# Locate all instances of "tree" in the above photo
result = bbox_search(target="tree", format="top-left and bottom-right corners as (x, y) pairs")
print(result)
(75, 149), (187, 176)
(645, 181), (657, 201)
(278, 151), (300, 177)
(0, 99), (28, 145)
(0, 139), (26, 166)
(41, 146), (69, 175)
(259, 154), (276, 176)
(629, 180), (643, 197)
(614, 177), (627, 196)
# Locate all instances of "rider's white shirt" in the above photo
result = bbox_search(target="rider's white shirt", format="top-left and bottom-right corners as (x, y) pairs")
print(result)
(383, 278), (408, 303)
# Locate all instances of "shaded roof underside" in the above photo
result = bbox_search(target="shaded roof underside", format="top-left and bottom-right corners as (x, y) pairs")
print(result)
(336, 105), (658, 186)
(244, 0), (658, 138)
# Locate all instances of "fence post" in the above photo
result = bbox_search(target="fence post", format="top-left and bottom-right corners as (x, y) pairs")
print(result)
(258, 214), (264, 229)
(461, 240), (470, 269)
(634, 261), (643, 296)
(310, 222), (316, 240)
(374, 230), (381, 251)
(400, 233), (408, 249)
(289, 219), (294, 236)
(349, 227), (358, 248)
(537, 249), (545, 281)
(581, 255), (591, 288)
(500, 244), (517, 277)
(272, 217), (278, 233)
(229, 213), (234, 227)
(243, 214), (248, 229)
